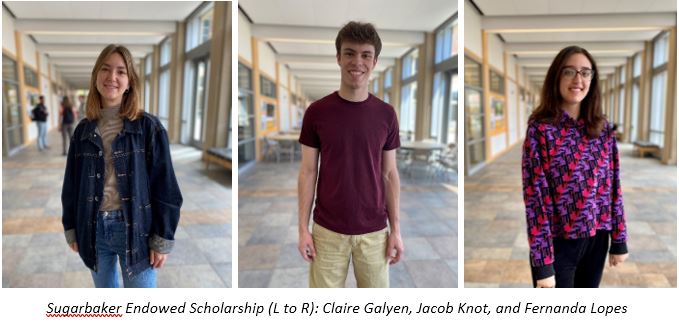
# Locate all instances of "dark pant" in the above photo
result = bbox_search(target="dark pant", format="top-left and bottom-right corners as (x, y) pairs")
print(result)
(552, 230), (610, 288)
(61, 123), (74, 154)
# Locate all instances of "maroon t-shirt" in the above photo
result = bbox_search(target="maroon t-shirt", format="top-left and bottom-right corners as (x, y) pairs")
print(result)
(299, 91), (400, 235)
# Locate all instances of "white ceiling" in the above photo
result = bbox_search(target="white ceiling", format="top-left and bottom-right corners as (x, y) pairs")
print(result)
(4, 1), (202, 89)
(240, 0), (457, 100)
(5, 1), (200, 20)
(474, 0), (676, 16)
(471, 0), (676, 89)
(240, 0), (457, 31)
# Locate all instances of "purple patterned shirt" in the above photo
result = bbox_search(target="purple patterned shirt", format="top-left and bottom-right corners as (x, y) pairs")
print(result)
(521, 113), (628, 278)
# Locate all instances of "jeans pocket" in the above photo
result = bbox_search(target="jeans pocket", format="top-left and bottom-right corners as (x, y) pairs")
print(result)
(101, 211), (125, 242)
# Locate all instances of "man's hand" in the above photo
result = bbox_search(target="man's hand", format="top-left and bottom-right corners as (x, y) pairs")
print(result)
(298, 231), (316, 262)
(150, 250), (167, 269)
(68, 242), (78, 253)
(609, 253), (629, 267)
(536, 276), (555, 288)
(386, 231), (404, 265)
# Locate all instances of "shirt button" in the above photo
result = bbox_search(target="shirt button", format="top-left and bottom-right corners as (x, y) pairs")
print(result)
(99, 151), (103, 157)
(96, 173), (101, 178)
(94, 196), (99, 202)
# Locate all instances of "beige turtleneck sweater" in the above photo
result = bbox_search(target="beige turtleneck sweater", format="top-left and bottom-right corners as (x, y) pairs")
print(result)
(97, 107), (123, 211)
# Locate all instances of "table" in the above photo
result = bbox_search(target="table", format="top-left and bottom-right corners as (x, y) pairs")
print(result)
(400, 141), (446, 151)
(268, 133), (300, 142)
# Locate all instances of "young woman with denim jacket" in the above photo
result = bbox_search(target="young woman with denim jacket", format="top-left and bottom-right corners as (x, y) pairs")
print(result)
(62, 44), (183, 288)
(522, 46), (628, 288)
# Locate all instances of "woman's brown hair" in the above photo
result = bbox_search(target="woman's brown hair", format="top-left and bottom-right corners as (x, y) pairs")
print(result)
(529, 46), (604, 137)
(85, 44), (142, 121)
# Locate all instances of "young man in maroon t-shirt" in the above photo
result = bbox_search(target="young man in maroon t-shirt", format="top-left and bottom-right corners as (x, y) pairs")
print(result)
(298, 21), (404, 288)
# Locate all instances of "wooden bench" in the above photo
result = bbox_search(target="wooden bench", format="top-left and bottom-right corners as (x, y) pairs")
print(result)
(633, 141), (660, 158)
(204, 147), (232, 170)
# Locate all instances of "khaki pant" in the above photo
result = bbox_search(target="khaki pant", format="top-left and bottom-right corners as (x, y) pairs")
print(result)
(309, 223), (389, 288)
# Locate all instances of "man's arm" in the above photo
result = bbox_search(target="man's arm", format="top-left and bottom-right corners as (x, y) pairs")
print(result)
(382, 149), (403, 264)
(298, 144), (320, 262)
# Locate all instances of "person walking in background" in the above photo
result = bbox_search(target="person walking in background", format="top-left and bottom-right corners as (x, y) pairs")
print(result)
(31, 95), (49, 151)
(297, 22), (403, 288)
(522, 46), (628, 288)
(77, 94), (86, 121)
(62, 44), (183, 288)
(59, 96), (77, 155)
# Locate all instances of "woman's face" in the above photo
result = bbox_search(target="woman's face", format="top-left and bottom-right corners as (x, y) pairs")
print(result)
(559, 53), (593, 107)
(96, 52), (129, 108)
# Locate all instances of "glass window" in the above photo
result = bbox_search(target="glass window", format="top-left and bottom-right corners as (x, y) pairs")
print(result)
(260, 76), (276, 98)
(464, 56), (482, 87)
(435, 19), (457, 64)
(2, 55), (23, 152)
(372, 78), (379, 94)
(3, 55), (18, 81)
(618, 88), (624, 132)
(649, 71), (667, 146)
(158, 70), (170, 129)
(384, 68), (392, 89)
(144, 80), (151, 111)
(619, 66), (625, 84)
(489, 70), (504, 94)
(653, 32), (668, 68)
(23, 66), (39, 88)
(630, 83), (639, 142)
(465, 87), (485, 168)
(401, 49), (419, 80)
(399, 82), (417, 138)
(186, 3), (214, 51)
(431, 72), (445, 139)
(448, 74), (458, 145)
(160, 38), (172, 66)
(238, 63), (256, 164)
(199, 6), (214, 44)
(633, 53), (641, 78)
(145, 55), (152, 75)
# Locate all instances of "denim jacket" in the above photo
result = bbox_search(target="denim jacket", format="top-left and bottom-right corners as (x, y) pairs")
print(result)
(62, 112), (182, 278)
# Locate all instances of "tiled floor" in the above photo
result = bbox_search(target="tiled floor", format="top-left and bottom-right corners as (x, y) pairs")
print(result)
(238, 160), (458, 288)
(464, 143), (677, 288)
(2, 129), (232, 287)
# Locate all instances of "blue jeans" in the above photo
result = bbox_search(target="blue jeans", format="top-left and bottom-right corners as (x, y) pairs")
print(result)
(90, 210), (156, 288)
(36, 121), (48, 150)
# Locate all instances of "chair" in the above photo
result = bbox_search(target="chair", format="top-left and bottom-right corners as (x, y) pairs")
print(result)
(406, 149), (435, 180)
(262, 137), (282, 162)
(434, 143), (457, 181)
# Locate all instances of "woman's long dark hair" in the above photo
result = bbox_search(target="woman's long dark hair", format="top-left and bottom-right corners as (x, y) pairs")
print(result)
(529, 46), (604, 137)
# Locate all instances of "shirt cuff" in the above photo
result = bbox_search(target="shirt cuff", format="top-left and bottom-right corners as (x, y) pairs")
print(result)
(64, 229), (76, 244)
(149, 234), (174, 254)
(609, 241), (628, 255)
(531, 264), (555, 281)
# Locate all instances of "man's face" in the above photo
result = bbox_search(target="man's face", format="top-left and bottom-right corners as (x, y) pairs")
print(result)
(337, 42), (377, 91)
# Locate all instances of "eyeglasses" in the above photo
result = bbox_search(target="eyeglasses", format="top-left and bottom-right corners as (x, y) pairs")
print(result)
(561, 67), (594, 80)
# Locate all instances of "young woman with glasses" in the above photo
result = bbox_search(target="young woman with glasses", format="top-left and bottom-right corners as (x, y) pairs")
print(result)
(522, 46), (628, 288)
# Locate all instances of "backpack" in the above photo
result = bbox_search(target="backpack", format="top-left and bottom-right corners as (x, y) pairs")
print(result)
(62, 106), (74, 124)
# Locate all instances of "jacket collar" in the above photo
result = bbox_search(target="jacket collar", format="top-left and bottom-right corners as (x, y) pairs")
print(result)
(79, 116), (143, 141)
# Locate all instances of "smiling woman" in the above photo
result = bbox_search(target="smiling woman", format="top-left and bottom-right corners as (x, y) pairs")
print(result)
(61, 44), (183, 288)
(522, 46), (629, 288)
